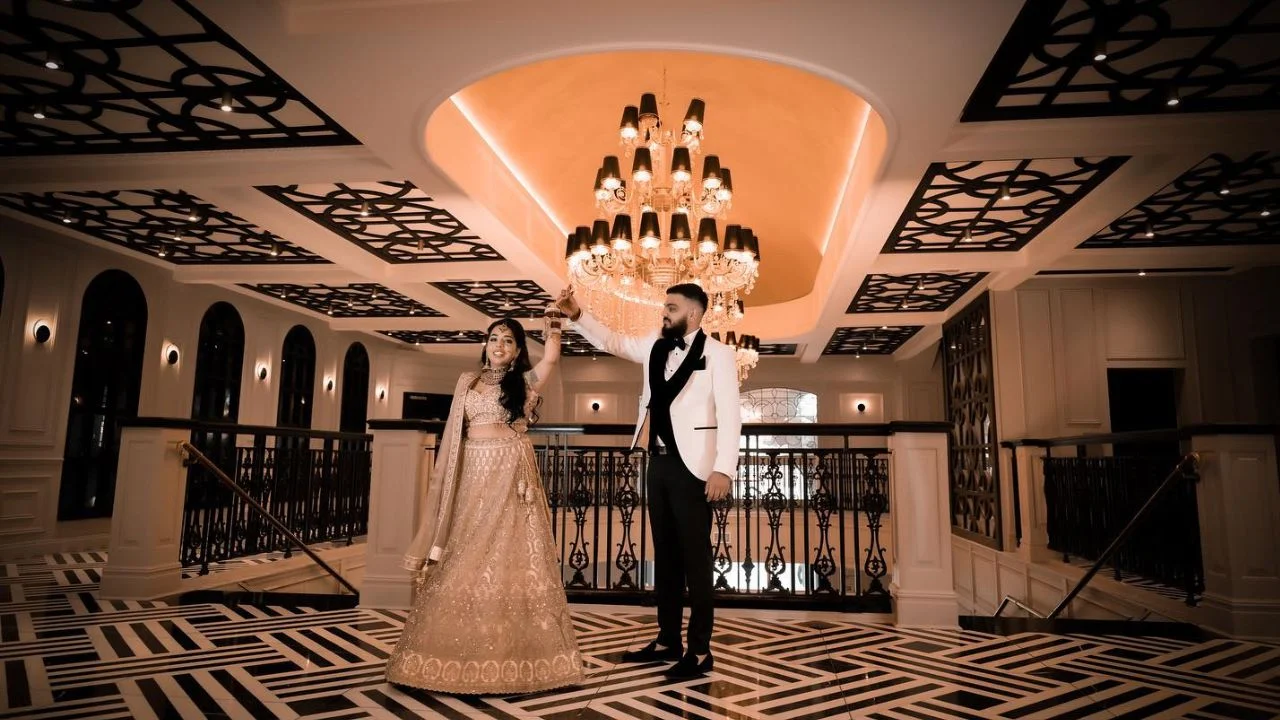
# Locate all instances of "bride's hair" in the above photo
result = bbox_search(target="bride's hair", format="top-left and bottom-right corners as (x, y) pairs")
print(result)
(479, 318), (540, 425)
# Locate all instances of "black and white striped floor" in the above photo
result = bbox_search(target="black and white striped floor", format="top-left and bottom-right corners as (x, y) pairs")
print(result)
(2, 553), (1278, 719)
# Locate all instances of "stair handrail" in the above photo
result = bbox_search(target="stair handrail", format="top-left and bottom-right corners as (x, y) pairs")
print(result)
(178, 441), (360, 598)
(996, 451), (1199, 620)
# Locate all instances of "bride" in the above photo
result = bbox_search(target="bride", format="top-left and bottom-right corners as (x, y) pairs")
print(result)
(386, 315), (584, 694)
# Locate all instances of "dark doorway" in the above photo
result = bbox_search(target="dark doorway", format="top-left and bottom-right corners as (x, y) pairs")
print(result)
(192, 302), (245, 424)
(339, 342), (370, 434)
(277, 325), (316, 430)
(190, 302), (245, 474)
(58, 270), (148, 520)
(1106, 368), (1180, 458)
(1249, 335), (1280, 425)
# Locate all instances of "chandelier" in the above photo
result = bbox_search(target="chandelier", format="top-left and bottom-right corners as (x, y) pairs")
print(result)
(565, 92), (761, 336)
(712, 331), (760, 382)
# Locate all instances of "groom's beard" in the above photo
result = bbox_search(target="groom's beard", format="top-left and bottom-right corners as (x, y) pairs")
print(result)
(660, 317), (688, 340)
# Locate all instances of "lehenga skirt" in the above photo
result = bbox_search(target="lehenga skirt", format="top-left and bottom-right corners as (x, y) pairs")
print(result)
(386, 435), (584, 694)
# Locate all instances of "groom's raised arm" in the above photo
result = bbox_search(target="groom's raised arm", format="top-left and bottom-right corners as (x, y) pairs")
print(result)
(571, 310), (655, 365)
(710, 344), (743, 480)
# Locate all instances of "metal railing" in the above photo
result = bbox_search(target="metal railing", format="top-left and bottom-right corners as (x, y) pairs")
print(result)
(996, 452), (1199, 619)
(179, 421), (372, 575)
(517, 423), (908, 611)
(178, 441), (359, 597)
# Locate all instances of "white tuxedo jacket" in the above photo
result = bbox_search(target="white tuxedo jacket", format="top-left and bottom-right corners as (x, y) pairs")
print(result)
(573, 312), (743, 481)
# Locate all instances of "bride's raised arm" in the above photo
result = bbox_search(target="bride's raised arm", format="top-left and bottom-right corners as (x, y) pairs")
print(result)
(529, 306), (562, 393)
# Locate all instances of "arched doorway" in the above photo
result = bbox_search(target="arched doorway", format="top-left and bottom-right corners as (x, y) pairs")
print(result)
(340, 342), (370, 433)
(277, 325), (316, 429)
(190, 302), (245, 469)
(58, 270), (148, 520)
(192, 302), (245, 424)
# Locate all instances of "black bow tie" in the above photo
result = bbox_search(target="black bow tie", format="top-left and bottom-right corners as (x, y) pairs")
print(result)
(670, 336), (687, 350)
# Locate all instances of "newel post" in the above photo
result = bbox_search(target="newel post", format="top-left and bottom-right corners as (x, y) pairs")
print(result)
(1189, 426), (1280, 639)
(100, 420), (191, 600)
(361, 420), (440, 609)
(887, 422), (960, 627)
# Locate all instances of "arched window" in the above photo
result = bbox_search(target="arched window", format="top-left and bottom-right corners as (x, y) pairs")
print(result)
(191, 302), (245, 424)
(340, 342), (370, 433)
(58, 270), (148, 520)
(190, 302), (245, 474)
(277, 325), (316, 429)
(740, 387), (818, 450)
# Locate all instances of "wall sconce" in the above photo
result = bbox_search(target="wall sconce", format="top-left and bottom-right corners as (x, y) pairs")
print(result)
(165, 344), (180, 365)
(377, 387), (387, 401)
(856, 402), (867, 414)
(325, 377), (335, 392)
(591, 401), (601, 413)
(257, 364), (269, 382)
(32, 320), (52, 344)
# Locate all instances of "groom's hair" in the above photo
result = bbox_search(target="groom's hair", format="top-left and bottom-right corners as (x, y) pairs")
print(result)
(666, 283), (708, 311)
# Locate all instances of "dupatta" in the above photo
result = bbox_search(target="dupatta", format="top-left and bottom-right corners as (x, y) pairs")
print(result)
(401, 371), (475, 574)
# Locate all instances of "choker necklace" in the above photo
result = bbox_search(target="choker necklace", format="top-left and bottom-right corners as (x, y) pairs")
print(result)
(480, 367), (509, 384)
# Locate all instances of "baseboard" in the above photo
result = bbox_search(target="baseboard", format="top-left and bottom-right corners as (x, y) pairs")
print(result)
(0, 532), (109, 561)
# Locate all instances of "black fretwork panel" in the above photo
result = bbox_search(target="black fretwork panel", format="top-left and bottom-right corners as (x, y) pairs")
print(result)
(257, 181), (502, 263)
(0, 189), (323, 264)
(850, 273), (987, 313)
(822, 326), (921, 356)
(527, 329), (610, 357)
(0, 0), (358, 156)
(1081, 151), (1280, 249)
(942, 292), (1001, 549)
(239, 283), (443, 318)
(962, 0), (1280, 122)
(379, 330), (487, 345)
(883, 157), (1127, 253)
(756, 343), (798, 356)
(432, 280), (554, 317)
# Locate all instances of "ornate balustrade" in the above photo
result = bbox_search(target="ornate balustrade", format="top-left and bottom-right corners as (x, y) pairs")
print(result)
(1000, 427), (1268, 606)
(119, 418), (372, 576)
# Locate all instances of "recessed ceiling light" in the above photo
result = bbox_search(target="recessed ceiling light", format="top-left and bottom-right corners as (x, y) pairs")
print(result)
(44, 52), (60, 71)
(1262, 209), (1272, 217)
(32, 105), (47, 120)
(1218, 186), (1230, 196)
(1138, 270), (1147, 277)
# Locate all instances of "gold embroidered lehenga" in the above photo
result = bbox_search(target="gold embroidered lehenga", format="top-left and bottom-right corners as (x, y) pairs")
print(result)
(386, 370), (584, 694)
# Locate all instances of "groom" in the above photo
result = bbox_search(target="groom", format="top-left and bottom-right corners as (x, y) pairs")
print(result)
(557, 283), (741, 678)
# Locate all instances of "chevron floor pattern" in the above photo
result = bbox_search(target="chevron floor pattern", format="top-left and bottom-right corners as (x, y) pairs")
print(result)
(2, 553), (1278, 719)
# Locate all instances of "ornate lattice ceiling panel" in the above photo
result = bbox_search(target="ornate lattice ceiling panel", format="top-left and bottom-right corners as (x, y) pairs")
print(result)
(0, 0), (358, 156)
(0, 189), (323, 264)
(883, 158), (1127, 253)
(528, 329), (610, 357)
(258, 181), (501, 263)
(850, 273), (988, 313)
(432, 280), (554, 317)
(239, 283), (443, 318)
(379, 330), (487, 345)
(1081, 151), (1279, 249)
(962, 0), (1280, 122)
(757, 344), (798, 356)
(822, 327), (921, 356)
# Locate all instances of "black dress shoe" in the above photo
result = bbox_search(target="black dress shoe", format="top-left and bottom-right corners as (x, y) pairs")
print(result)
(621, 640), (683, 664)
(664, 651), (713, 678)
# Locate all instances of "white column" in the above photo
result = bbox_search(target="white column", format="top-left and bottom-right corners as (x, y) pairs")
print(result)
(361, 422), (437, 609)
(1190, 431), (1280, 639)
(888, 425), (959, 627)
(100, 426), (190, 600)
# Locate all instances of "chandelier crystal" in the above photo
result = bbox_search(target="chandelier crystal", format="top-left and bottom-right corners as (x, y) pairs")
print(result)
(713, 331), (760, 382)
(566, 92), (761, 336)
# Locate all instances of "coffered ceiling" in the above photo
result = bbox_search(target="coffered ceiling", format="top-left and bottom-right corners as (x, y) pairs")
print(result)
(1, 0), (1277, 364)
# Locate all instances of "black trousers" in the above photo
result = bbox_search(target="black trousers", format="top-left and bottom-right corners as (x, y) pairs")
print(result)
(647, 452), (714, 655)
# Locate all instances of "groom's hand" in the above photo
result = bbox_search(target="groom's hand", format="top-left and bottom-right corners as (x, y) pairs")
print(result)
(705, 472), (732, 501)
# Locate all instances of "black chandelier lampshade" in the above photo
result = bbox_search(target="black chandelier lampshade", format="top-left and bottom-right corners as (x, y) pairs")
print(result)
(670, 214), (692, 245)
(639, 211), (661, 243)
(671, 147), (692, 181)
(611, 214), (633, 243)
